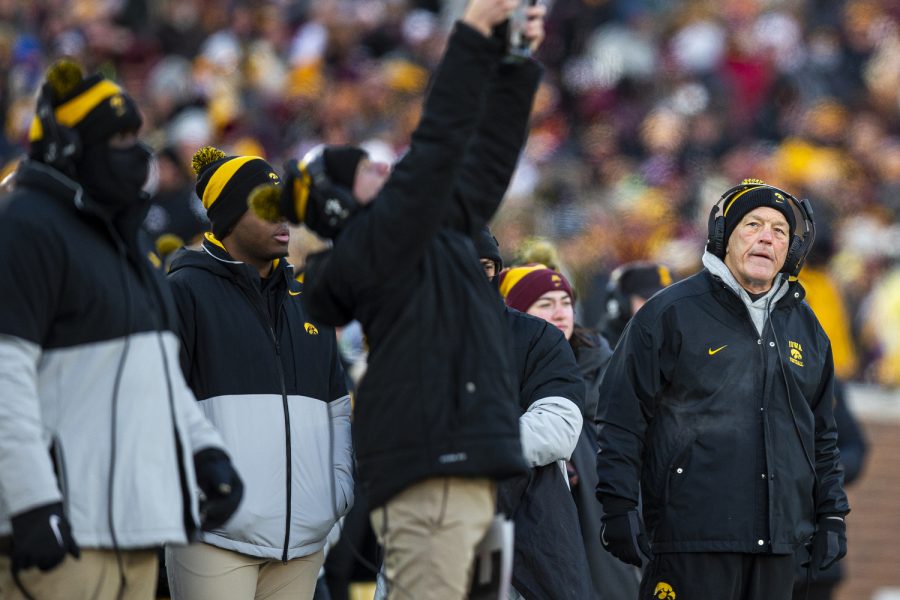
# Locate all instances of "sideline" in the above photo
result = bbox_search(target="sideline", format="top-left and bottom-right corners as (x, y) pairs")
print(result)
(846, 383), (900, 422)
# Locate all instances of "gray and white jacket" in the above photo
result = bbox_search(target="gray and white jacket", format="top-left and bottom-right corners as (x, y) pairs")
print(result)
(167, 237), (354, 561)
(0, 160), (226, 547)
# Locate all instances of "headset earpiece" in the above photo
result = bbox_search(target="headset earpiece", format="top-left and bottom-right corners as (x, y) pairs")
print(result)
(601, 266), (632, 335)
(293, 146), (360, 239)
(706, 206), (727, 258)
(35, 85), (81, 175)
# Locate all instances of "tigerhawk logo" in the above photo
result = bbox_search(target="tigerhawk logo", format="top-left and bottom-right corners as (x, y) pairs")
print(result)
(110, 95), (126, 116)
(304, 322), (319, 335)
(654, 581), (676, 599)
(774, 192), (785, 203)
(788, 340), (804, 367)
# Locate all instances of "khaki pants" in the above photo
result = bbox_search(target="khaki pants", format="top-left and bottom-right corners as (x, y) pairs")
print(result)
(0, 549), (157, 600)
(165, 543), (324, 600)
(370, 477), (496, 600)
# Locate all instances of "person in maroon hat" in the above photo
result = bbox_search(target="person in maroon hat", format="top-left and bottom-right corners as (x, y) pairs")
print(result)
(498, 262), (639, 600)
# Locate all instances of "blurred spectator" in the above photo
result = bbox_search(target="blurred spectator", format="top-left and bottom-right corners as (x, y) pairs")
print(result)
(598, 261), (673, 347)
(0, 0), (897, 385)
(143, 144), (208, 263)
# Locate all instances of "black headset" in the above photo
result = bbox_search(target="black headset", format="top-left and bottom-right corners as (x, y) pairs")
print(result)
(706, 180), (816, 278)
(282, 145), (359, 239)
(604, 265), (632, 326)
(35, 83), (82, 176)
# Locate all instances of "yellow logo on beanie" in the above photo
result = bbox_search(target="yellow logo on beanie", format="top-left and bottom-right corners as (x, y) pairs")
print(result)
(654, 581), (676, 599)
(304, 322), (319, 335)
(110, 94), (126, 117)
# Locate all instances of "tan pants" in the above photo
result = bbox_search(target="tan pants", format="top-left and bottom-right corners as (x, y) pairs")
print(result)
(165, 543), (324, 600)
(370, 477), (496, 600)
(0, 549), (157, 600)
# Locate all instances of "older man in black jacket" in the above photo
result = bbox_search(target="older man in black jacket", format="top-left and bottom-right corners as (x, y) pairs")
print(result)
(261, 1), (546, 598)
(596, 180), (849, 600)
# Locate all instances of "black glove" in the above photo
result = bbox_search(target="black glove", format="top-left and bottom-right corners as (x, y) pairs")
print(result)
(194, 448), (244, 531)
(599, 496), (652, 567)
(804, 516), (847, 575)
(10, 502), (80, 573)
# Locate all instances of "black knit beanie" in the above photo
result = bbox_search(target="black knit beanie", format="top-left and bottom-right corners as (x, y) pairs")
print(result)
(192, 146), (281, 239)
(723, 184), (796, 244)
(323, 146), (367, 190)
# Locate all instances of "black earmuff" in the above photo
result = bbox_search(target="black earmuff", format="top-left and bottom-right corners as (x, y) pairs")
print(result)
(36, 84), (82, 175)
(706, 182), (816, 278)
(601, 265), (633, 336)
(293, 146), (359, 239)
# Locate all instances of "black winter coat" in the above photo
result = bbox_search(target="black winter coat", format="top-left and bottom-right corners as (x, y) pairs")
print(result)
(567, 328), (642, 599)
(303, 23), (542, 508)
(497, 308), (591, 600)
(596, 269), (849, 555)
(167, 237), (353, 560)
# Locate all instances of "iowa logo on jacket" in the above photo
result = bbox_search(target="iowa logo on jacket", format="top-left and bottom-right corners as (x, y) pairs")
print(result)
(305, 322), (319, 335)
(788, 340), (804, 367)
(653, 581), (675, 599)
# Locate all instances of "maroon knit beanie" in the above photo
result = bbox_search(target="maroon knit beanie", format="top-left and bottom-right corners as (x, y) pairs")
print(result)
(498, 265), (574, 312)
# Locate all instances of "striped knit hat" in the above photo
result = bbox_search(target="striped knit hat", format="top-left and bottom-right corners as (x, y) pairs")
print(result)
(192, 146), (281, 239)
(722, 180), (796, 245)
(29, 58), (142, 153)
(498, 264), (574, 313)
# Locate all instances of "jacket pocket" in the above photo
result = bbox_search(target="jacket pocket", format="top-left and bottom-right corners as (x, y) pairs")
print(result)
(661, 435), (695, 508)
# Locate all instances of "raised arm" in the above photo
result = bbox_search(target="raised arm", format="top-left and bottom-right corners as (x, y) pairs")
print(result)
(447, 3), (546, 233)
(364, 1), (517, 274)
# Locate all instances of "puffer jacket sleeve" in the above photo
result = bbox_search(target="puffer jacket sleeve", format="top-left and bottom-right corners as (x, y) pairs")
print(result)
(0, 212), (63, 518)
(518, 322), (584, 466)
(328, 341), (355, 515)
(595, 315), (662, 505)
(163, 269), (228, 455)
(168, 268), (198, 382)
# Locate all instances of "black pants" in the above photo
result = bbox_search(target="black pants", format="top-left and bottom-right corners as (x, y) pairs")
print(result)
(640, 553), (795, 600)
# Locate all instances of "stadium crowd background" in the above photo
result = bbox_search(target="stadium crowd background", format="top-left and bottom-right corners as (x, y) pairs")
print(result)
(3, 0), (898, 386)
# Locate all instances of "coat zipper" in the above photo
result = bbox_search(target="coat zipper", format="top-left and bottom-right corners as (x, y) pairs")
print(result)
(238, 282), (293, 562)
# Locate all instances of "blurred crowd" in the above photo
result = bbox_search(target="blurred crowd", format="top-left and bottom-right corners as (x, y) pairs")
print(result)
(1, 0), (898, 385)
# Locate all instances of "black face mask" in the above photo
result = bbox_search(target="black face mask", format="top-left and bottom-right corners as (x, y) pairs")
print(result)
(77, 142), (152, 211)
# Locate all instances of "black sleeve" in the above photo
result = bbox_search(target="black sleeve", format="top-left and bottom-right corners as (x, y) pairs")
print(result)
(353, 22), (501, 279)
(0, 205), (63, 344)
(595, 316), (661, 505)
(444, 58), (543, 234)
(811, 342), (851, 518)
(166, 272), (198, 382)
(520, 320), (585, 413)
(303, 249), (357, 328)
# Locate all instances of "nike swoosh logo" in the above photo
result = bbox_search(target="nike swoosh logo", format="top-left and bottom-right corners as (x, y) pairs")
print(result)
(288, 290), (301, 296)
(48, 514), (64, 547)
(708, 345), (727, 355)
